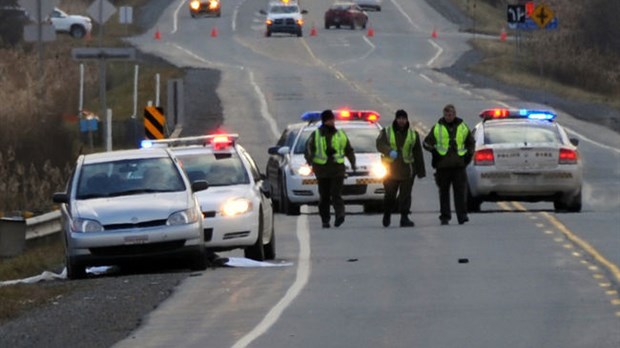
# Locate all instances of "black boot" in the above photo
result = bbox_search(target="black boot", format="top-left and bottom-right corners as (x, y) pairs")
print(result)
(400, 215), (414, 227)
(382, 213), (390, 227)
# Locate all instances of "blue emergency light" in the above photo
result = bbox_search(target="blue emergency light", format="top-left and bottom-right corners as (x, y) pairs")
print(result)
(480, 108), (556, 121)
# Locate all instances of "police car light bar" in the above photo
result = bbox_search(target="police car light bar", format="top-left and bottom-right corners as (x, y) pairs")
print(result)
(479, 108), (556, 121)
(301, 109), (380, 123)
(141, 134), (239, 149)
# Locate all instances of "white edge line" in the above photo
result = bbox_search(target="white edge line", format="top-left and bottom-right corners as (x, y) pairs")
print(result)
(171, 0), (186, 34)
(231, 215), (311, 348)
(333, 36), (376, 66)
(426, 39), (442, 67)
(248, 70), (280, 139)
(419, 73), (433, 83)
(389, 0), (420, 30)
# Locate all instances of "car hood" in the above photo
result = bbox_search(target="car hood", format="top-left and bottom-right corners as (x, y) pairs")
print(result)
(74, 192), (191, 224)
(268, 13), (302, 20)
(194, 185), (253, 212)
(68, 14), (91, 22)
(291, 153), (381, 172)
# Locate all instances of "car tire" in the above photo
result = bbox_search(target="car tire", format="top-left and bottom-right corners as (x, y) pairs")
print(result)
(362, 21), (367, 29)
(70, 25), (86, 39)
(377, 6), (381, 11)
(297, 29), (303, 37)
(336, 24), (341, 29)
(245, 210), (265, 261)
(263, 213), (276, 260)
(466, 188), (482, 213)
(189, 251), (208, 271)
(266, 30), (272, 37)
(66, 255), (86, 280)
(325, 21), (330, 29)
(350, 21), (356, 30)
(280, 177), (300, 215)
(555, 190), (582, 213)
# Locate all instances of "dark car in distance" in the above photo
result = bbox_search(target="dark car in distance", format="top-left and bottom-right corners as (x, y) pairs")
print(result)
(324, 2), (368, 30)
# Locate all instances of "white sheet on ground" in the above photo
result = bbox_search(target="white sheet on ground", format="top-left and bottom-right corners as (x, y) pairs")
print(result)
(225, 257), (293, 268)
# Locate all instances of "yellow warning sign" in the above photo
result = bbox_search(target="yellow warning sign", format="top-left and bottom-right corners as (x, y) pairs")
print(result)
(531, 3), (554, 29)
(144, 106), (166, 140)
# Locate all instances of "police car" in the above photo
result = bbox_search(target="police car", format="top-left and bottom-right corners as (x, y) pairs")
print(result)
(266, 109), (386, 215)
(466, 108), (583, 212)
(260, 0), (308, 37)
(143, 134), (275, 261)
(52, 148), (208, 279)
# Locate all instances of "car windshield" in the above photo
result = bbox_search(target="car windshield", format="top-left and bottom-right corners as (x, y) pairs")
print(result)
(76, 157), (185, 199)
(293, 127), (380, 154)
(176, 152), (250, 186)
(269, 5), (299, 14)
(484, 124), (561, 145)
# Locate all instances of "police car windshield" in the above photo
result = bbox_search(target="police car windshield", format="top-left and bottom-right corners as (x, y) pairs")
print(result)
(484, 124), (561, 145)
(176, 153), (250, 186)
(76, 158), (185, 199)
(269, 5), (300, 13)
(294, 127), (380, 154)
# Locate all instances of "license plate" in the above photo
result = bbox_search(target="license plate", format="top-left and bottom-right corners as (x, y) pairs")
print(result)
(124, 235), (148, 245)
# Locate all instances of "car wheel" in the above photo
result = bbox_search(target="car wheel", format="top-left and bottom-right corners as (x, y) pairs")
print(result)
(555, 190), (582, 213)
(377, 6), (381, 11)
(363, 202), (383, 214)
(245, 210), (265, 261)
(297, 29), (303, 37)
(66, 255), (86, 280)
(266, 30), (271, 37)
(70, 25), (86, 39)
(362, 21), (367, 29)
(336, 24), (341, 29)
(350, 21), (356, 30)
(466, 188), (482, 213)
(280, 177), (300, 215)
(263, 213), (276, 260)
(189, 251), (208, 271)
(191, 13), (196, 18)
(324, 21), (330, 29)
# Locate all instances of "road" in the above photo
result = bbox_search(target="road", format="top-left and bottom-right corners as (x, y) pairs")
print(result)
(119, 0), (620, 347)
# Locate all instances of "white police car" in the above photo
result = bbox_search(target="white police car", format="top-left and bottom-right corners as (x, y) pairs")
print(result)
(52, 148), (208, 279)
(466, 108), (583, 212)
(143, 134), (275, 261)
(266, 109), (386, 215)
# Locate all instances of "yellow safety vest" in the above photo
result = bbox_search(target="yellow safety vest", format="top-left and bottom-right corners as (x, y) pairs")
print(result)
(313, 129), (347, 165)
(433, 123), (469, 156)
(385, 126), (416, 164)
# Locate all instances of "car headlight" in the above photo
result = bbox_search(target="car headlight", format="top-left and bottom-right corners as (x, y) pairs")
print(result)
(221, 198), (253, 217)
(209, 0), (219, 9)
(370, 162), (388, 179)
(190, 0), (200, 10)
(266, 19), (273, 25)
(167, 207), (200, 225)
(291, 163), (312, 176)
(71, 218), (104, 233)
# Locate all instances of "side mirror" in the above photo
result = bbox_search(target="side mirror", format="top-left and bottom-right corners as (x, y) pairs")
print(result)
(277, 146), (290, 155)
(268, 146), (280, 155)
(301, 9), (308, 14)
(569, 138), (579, 146)
(52, 192), (69, 204)
(259, 9), (267, 15)
(191, 180), (209, 192)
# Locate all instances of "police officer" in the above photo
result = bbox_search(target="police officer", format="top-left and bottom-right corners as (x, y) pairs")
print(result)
(376, 109), (426, 227)
(305, 110), (356, 228)
(423, 104), (475, 225)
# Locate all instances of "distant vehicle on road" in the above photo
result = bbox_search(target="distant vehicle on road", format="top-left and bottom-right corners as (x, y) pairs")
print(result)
(260, 0), (308, 37)
(354, 0), (382, 12)
(189, 0), (221, 18)
(50, 7), (92, 39)
(324, 2), (368, 30)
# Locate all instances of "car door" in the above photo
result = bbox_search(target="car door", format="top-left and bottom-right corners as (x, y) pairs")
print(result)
(239, 147), (273, 242)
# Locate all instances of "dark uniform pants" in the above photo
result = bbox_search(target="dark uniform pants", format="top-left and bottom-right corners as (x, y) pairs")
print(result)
(383, 177), (414, 215)
(436, 168), (468, 222)
(317, 177), (345, 224)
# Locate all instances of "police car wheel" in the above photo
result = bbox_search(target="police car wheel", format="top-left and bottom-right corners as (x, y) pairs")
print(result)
(263, 213), (276, 260)
(555, 190), (582, 213)
(281, 177), (300, 216)
(189, 251), (208, 271)
(245, 211), (265, 261)
(66, 255), (86, 280)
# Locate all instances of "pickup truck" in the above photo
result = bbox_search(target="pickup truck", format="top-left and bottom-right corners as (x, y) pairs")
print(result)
(50, 7), (92, 39)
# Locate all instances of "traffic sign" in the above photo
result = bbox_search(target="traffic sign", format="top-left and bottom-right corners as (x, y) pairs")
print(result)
(144, 106), (166, 140)
(507, 5), (526, 24)
(23, 24), (56, 42)
(87, 0), (116, 25)
(119, 6), (133, 24)
(18, 0), (59, 22)
(71, 47), (136, 61)
(531, 3), (554, 29)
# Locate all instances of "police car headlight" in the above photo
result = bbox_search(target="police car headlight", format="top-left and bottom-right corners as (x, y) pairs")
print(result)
(71, 218), (104, 233)
(296, 164), (313, 176)
(168, 208), (200, 225)
(370, 162), (388, 179)
(222, 198), (253, 217)
(190, 0), (200, 10)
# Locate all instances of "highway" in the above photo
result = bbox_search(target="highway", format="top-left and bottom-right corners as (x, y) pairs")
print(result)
(117, 0), (620, 347)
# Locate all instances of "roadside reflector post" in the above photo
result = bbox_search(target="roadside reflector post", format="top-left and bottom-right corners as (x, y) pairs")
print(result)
(106, 108), (112, 151)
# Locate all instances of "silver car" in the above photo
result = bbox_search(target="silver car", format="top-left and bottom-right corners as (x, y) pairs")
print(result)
(354, 0), (382, 11)
(466, 108), (583, 212)
(53, 148), (209, 279)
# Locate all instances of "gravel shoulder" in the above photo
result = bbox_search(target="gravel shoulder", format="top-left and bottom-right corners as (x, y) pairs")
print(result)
(0, 1), (616, 347)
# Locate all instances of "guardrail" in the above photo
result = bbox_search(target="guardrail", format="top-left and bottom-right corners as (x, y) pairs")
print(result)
(26, 210), (62, 241)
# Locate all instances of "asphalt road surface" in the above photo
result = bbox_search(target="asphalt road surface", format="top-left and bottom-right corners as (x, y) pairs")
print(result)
(115, 0), (620, 347)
